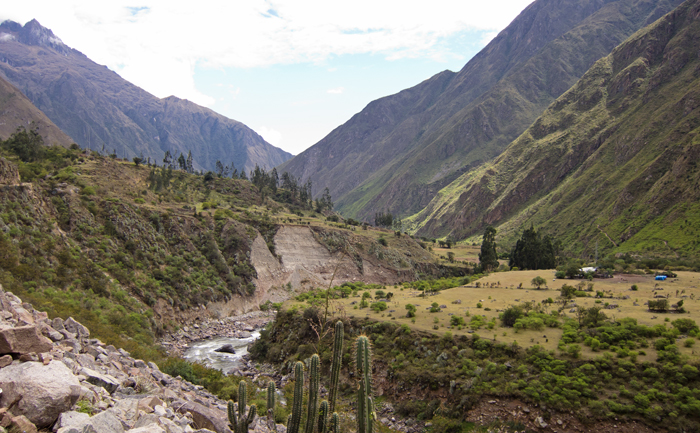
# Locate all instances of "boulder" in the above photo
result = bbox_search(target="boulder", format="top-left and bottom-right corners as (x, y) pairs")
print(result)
(64, 317), (90, 339)
(42, 325), (65, 342)
(108, 399), (139, 429)
(127, 424), (165, 433)
(53, 411), (90, 432)
(214, 344), (236, 354)
(0, 325), (53, 355)
(0, 361), (82, 428)
(5, 414), (38, 433)
(176, 401), (231, 433)
(56, 410), (124, 433)
(0, 354), (12, 368)
(80, 367), (120, 394)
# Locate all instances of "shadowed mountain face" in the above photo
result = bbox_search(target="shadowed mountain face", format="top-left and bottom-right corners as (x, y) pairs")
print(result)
(411, 0), (700, 259)
(0, 19), (292, 172)
(279, 0), (682, 221)
(0, 75), (73, 146)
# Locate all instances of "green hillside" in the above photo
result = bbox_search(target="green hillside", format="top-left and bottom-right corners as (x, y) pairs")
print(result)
(281, 0), (683, 223)
(411, 0), (700, 261)
(0, 136), (446, 362)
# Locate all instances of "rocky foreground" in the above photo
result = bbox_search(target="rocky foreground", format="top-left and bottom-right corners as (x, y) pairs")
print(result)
(0, 284), (283, 433)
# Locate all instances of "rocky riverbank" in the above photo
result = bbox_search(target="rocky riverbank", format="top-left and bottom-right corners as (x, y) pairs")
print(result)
(158, 310), (275, 359)
(0, 284), (282, 433)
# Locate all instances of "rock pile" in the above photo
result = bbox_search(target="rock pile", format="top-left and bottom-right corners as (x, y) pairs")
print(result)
(0, 284), (279, 433)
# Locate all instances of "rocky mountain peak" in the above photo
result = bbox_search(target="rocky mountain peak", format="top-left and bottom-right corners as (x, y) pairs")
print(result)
(0, 19), (70, 55)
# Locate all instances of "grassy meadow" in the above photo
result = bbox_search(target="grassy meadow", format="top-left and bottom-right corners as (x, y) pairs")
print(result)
(288, 269), (700, 362)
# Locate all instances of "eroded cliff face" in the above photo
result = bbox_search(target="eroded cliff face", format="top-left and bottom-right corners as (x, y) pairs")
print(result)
(249, 225), (433, 299)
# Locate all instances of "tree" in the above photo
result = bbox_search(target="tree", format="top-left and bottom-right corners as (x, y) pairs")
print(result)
(405, 304), (416, 318)
(479, 226), (499, 272)
(509, 225), (556, 270)
(186, 151), (194, 173)
(501, 305), (524, 327)
(2, 126), (44, 162)
(531, 276), (547, 289)
(163, 150), (172, 166)
(560, 284), (577, 299)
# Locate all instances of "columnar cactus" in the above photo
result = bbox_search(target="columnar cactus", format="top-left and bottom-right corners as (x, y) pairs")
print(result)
(304, 354), (321, 433)
(356, 336), (373, 433)
(267, 381), (276, 414)
(329, 412), (341, 433)
(318, 400), (329, 433)
(228, 381), (257, 433)
(267, 381), (277, 432)
(329, 321), (344, 414)
(288, 361), (305, 433)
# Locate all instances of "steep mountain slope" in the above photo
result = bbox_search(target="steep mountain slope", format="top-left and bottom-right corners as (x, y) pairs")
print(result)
(411, 0), (700, 259)
(279, 0), (682, 221)
(0, 143), (445, 358)
(0, 19), (292, 172)
(0, 75), (73, 146)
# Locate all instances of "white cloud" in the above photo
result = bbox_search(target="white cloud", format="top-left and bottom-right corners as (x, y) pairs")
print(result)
(0, 1), (533, 105)
(327, 87), (344, 94)
(257, 126), (283, 146)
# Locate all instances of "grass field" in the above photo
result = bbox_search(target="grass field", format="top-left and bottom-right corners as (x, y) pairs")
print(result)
(288, 270), (700, 362)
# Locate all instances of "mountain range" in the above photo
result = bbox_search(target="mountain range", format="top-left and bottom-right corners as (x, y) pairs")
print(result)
(279, 0), (683, 224)
(0, 19), (292, 172)
(410, 0), (700, 259)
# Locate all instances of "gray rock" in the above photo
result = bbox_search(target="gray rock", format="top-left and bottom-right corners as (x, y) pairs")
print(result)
(57, 410), (124, 433)
(127, 425), (166, 433)
(132, 414), (160, 429)
(176, 401), (230, 433)
(53, 411), (90, 432)
(52, 317), (65, 331)
(214, 344), (236, 354)
(0, 354), (12, 368)
(64, 317), (90, 339)
(0, 361), (82, 428)
(80, 367), (120, 394)
(0, 324), (53, 355)
(42, 325), (65, 342)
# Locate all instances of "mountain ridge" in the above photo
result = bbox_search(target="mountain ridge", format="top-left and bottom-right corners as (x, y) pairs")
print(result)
(410, 0), (700, 259)
(279, 0), (683, 221)
(0, 19), (292, 173)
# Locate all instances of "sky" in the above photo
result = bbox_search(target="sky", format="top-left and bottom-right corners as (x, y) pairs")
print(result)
(1, 1), (534, 155)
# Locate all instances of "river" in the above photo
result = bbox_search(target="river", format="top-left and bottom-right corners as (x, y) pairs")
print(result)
(182, 331), (261, 372)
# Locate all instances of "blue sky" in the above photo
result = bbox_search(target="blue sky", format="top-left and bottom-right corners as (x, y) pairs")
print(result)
(2, 1), (534, 155)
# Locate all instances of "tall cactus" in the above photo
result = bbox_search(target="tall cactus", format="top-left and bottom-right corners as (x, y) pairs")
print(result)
(228, 381), (257, 433)
(267, 381), (277, 432)
(356, 336), (373, 433)
(329, 321), (344, 414)
(288, 355), (321, 433)
(304, 354), (321, 433)
(288, 362), (305, 433)
(329, 412), (340, 433)
(317, 400), (329, 433)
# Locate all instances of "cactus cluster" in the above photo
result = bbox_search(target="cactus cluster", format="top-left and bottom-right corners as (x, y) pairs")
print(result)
(287, 321), (348, 433)
(257, 320), (373, 433)
(228, 381), (257, 433)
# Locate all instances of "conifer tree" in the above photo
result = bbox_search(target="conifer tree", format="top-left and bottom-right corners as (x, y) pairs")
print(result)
(479, 225), (499, 271)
